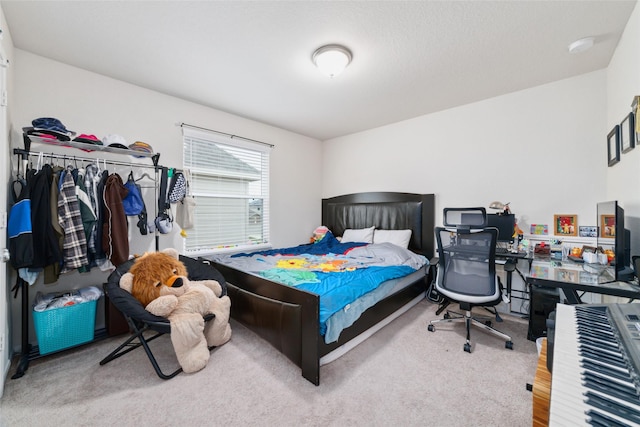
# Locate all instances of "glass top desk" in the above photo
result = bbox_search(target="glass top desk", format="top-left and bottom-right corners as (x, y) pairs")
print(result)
(526, 258), (640, 304)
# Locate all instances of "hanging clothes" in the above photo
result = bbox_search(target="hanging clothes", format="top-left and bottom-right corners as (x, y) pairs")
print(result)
(83, 163), (101, 263)
(43, 166), (64, 284)
(27, 163), (62, 268)
(102, 172), (129, 266)
(75, 169), (97, 271)
(58, 166), (89, 271)
(94, 169), (109, 263)
(7, 175), (33, 269)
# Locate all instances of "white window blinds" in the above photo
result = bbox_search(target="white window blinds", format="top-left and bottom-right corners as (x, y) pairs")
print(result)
(182, 127), (271, 253)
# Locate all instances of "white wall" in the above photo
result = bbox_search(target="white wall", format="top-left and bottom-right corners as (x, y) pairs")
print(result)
(8, 49), (323, 351)
(606, 1), (640, 255)
(323, 70), (608, 235)
(12, 49), (323, 250)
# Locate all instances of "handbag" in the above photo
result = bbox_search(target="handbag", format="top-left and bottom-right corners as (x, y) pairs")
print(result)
(154, 211), (173, 234)
(122, 172), (145, 216)
(167, 171), (187, 203)
(176, 195), (195, 230)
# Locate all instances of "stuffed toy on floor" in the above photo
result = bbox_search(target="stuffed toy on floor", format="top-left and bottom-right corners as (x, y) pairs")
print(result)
(119, 248), (232, 374)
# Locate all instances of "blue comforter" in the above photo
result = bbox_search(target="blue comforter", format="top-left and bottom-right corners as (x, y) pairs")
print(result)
(296, 265), (415, 335)
(231, 231), (365, 257)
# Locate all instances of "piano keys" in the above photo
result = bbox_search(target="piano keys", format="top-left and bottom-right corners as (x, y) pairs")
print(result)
(549, 303), (640, 426)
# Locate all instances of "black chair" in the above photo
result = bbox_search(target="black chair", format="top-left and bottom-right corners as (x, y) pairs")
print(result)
(427, 207), (514, 353)
(99, 256), (226, 379)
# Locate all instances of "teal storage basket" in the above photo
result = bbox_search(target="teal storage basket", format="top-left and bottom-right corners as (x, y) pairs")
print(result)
(33, 299), (97, 355)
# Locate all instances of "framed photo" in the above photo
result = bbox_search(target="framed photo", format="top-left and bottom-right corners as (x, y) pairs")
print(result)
(579, 226), (597, 238)
(608, 125), (620, 166)
(600, 214), (616, 238)
(530, 224), (548, 235)
(554, 214), (577, 236)
(620, 112), (635, 153)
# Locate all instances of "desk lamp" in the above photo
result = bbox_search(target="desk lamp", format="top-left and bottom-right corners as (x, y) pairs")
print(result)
(489, 201), (511, 215)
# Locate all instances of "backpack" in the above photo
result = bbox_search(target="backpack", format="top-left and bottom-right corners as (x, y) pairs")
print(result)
(8, 178), (33, 269)
(122, 172), (145, 216)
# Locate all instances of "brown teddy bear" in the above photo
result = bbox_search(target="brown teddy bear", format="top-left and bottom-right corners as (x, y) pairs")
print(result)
(119, 248), (232, 373)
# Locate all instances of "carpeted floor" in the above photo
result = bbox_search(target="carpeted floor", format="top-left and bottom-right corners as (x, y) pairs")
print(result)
(0, 299), (538, 426)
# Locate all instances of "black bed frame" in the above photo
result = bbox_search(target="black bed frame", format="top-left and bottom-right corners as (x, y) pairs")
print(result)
(210, 192), (435, 385)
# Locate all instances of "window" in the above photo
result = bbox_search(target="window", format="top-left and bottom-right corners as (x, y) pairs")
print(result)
(182, 127), (271, 254)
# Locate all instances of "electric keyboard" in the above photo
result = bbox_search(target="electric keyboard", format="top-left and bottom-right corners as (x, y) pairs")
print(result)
(549, 304), (640, 426)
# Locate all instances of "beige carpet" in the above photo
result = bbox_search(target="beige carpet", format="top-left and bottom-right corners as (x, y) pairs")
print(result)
(0, 299), (538, 426)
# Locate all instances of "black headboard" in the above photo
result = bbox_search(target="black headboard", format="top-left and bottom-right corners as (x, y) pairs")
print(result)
(321, 192), (435, 259)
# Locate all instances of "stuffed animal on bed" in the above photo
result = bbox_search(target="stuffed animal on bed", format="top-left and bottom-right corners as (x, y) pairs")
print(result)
(310, 225), (329, 243)
(119, 248), (232, 374)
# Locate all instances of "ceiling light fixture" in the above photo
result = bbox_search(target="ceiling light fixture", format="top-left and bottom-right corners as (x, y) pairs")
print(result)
(312, 44), (352, 78)
(568, 37), (595, 54)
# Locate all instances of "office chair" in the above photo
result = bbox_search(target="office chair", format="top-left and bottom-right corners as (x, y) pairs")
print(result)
(100, 255), (226, 379)
(427, 207), (514, 353)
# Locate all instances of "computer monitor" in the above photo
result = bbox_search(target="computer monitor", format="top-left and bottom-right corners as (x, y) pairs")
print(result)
(486, 214), (515, 243)
(597, 200), (633, 281)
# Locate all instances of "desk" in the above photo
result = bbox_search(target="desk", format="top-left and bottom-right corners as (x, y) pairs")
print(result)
(525, 258), (640, 341)
(526, 258), (640, 304)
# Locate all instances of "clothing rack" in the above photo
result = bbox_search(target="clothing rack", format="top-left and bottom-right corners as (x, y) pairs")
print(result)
(10, 139), (166, 379)
(12, 148), (160, 170)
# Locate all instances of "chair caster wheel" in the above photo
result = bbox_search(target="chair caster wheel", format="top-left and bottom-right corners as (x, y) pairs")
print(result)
(464, 343), (471, 353)
(485, 320), (492, 327)
(505, 341), (514, 350)
(428, 324), (435, 332)
(443, 313), (451, 319)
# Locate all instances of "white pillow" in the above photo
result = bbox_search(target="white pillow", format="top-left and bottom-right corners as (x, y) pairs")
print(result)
(341, 226), (375, 244)
(373, 229), (412, 249)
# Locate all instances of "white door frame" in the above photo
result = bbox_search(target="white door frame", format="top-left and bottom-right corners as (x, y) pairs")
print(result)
(0, 47), (10, 398)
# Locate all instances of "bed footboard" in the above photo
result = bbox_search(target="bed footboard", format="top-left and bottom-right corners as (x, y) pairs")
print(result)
(212, 262), (321, 385)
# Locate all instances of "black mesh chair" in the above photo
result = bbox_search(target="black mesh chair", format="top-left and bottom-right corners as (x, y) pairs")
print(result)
(99, 256), (226, 379)
(427, 208), (514, 353)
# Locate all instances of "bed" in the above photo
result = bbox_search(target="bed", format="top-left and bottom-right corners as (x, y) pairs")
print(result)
(208, 192), (435, 385)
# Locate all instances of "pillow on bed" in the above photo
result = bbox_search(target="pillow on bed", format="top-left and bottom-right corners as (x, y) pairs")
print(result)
(341, 226), (375, 244)
(373, 229), (412, 249)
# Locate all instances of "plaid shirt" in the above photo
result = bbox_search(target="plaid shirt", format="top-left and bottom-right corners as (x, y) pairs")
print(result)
(58, 167), (88, 270)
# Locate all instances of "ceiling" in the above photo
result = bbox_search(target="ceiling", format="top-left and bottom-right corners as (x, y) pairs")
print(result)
(1, 1), (637, 141)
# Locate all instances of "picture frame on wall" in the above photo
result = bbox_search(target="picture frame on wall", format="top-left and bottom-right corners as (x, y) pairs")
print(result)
(579, 226), (597, 238)
(608, 125), (620, 166)
(554, 214), (578, 237)
(620, 112), (635, 153)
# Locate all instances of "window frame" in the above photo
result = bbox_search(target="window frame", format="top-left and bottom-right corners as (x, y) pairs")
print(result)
(182, 127), (272, 255)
